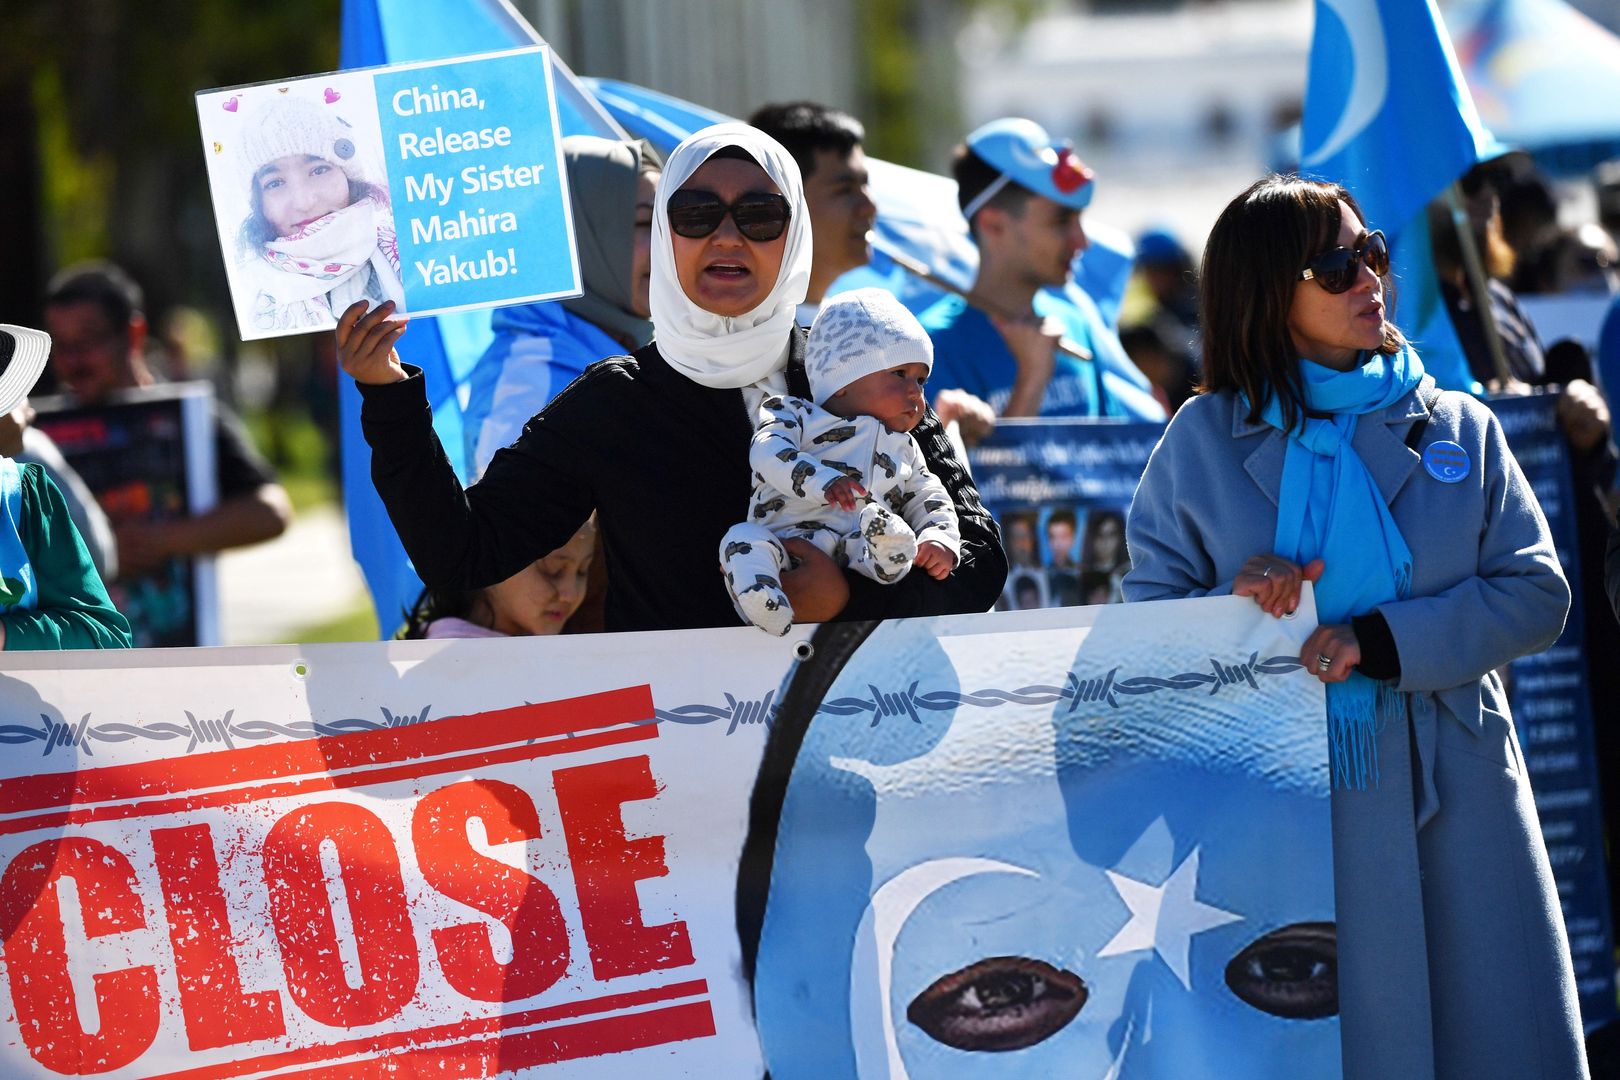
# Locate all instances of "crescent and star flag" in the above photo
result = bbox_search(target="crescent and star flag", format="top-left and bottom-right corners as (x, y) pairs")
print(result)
(1300, 0), (1501, 392)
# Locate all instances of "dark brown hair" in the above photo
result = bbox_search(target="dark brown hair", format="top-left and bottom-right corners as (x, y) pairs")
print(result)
(951, 144), (1032, 238)
(45, 261), (145, 329)
(1426, 188), (1516, 283)
(1198, 175), (1405, 433)
(747, 102), (864, 181)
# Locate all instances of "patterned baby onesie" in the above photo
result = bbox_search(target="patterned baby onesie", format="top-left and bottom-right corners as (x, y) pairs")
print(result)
(720, 394), (961, 635)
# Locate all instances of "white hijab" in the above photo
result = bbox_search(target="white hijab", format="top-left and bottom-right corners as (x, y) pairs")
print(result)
(649, 123), (811, 390)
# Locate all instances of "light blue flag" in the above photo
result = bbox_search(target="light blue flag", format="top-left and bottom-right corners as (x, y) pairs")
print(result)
(338, 0), (623, 634)
(1301, 0), (1497, 392)
(1071, 219), (1135, 331)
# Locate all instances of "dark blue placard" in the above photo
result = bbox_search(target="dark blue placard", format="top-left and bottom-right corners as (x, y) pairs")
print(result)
(968, 418), (1164, 611)
(1491, 392), (1618, 1030)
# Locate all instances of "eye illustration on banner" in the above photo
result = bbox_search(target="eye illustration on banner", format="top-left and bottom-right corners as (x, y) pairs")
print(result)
(742, 614), (1339, 1079)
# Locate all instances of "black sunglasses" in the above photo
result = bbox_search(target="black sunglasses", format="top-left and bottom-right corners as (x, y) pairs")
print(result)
(666, 190), (791, 242)
(1299, 229), (1389, 294)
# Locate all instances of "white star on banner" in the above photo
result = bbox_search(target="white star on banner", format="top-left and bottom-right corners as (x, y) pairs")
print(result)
(1097, 847), (1242, 989)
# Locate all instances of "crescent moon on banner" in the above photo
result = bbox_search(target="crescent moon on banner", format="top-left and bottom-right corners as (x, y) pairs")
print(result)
(852, 856), (1039, 1079)
(1302, 0), (1389, 167)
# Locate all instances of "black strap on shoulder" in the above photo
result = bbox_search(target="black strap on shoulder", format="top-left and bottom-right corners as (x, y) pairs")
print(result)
(785, 325), (813, 399)
(1405, 384), (1445, 451)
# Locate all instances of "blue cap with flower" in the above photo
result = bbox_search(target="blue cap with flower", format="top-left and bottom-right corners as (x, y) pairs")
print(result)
(961, 118), (1094, 221)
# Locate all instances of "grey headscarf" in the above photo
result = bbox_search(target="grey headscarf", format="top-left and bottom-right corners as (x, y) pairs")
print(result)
(560, 135), (663, 350)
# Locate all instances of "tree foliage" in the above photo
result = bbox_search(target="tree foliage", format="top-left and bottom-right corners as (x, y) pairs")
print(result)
(856, 0), (1044, 170)
(3, 0), (340, 324)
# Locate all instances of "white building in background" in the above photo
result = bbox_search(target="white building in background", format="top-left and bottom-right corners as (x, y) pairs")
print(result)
(958, 0), (1313, 245)
(512, 0), (1322, 246)
(519, 0), (865, 124)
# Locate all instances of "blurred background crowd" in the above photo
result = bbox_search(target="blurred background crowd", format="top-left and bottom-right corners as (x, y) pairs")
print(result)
(3, 0), (1620, 644)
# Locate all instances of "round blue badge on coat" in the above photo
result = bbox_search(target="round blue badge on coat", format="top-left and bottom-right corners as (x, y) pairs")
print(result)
(1423, 440), (1470, 483)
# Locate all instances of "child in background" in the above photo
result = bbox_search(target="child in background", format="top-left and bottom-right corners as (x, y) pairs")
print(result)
(234, 94), (404, 334)
(0, 325), (131, 650)
(402, 519), (595, 639)
(721, 288), (961, 635)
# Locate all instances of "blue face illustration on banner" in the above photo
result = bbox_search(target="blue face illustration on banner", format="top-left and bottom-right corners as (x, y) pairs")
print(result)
(753, 614), (1340, 1079)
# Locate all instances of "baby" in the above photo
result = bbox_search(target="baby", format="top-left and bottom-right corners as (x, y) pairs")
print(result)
(721, 288), (961, 635)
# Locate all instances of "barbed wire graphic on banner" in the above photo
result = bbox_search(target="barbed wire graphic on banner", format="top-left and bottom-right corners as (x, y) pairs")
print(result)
(0, 654), (1302, 754)
(0, 706), (435, 757)
(653, 652), (1304, 732)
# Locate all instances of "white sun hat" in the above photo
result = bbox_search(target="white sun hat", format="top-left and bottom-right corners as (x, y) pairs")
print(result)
(0, 325), (50, 417)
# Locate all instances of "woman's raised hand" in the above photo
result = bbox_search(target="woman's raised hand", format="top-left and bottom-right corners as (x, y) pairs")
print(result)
(1234, 554), (1324, 618)
(336, 300), (410, 385)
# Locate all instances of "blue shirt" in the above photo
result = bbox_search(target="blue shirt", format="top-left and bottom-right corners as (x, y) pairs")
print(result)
(919, 291), (1165, 421)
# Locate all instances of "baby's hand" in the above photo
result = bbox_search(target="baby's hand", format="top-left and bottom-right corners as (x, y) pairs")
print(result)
(914, 540), (958, 580)
(824, 476), (867, 512)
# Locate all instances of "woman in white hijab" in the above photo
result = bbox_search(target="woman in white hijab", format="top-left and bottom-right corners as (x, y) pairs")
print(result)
(339, 123), (1006, 633)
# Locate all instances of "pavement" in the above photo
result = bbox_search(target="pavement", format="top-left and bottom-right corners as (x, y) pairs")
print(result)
(215, 503), (372, 646)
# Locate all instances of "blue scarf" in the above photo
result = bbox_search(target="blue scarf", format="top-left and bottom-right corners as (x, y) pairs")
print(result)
(1256, 346), (1424, 788)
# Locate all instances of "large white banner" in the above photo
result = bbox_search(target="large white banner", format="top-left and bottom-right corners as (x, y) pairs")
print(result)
(0, 599), (1333, 1077)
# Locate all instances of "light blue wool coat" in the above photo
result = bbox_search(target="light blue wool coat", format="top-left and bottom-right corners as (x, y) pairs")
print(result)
(1124, 376), (1587, 1080)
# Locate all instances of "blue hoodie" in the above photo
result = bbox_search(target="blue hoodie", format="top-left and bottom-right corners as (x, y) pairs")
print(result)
(461, 300), (624, 477)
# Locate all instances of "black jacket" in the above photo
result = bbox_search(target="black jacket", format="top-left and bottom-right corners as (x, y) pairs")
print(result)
(359, 330), (1007, 633)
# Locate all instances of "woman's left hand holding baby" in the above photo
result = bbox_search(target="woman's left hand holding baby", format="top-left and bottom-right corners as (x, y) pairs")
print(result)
(781, 539), (849, 621)
(914, 540), (957, 581)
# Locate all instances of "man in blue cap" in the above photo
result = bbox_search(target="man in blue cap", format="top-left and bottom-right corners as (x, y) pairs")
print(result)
(919, 119), (1163, 424)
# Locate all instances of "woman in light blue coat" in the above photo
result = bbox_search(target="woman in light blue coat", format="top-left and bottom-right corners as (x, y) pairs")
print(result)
(1125, 176), (1586, 1080)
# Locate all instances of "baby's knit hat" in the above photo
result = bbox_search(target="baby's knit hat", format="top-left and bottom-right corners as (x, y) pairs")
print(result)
(806, 288), (933, 405)
(236, 96), (363, 191)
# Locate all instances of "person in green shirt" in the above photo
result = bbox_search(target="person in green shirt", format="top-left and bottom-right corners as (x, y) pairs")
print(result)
(0, 324), (130, 651)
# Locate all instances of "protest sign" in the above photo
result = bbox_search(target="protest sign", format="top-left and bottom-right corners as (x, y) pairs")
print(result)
(30, 384), (219, 648)
(0, 599), (1331, 1077)
(969, 418), (1164, 610)
(1492, 391), (1618, 1029)
(197, 46), (579, 341)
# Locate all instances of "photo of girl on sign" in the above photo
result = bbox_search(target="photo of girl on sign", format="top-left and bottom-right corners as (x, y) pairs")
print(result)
(228, 89), (404, 334)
